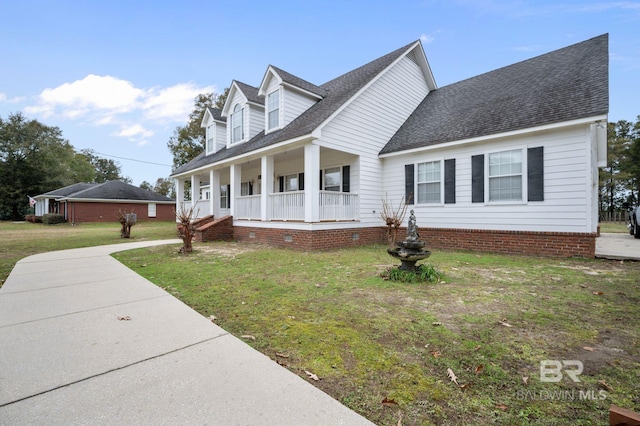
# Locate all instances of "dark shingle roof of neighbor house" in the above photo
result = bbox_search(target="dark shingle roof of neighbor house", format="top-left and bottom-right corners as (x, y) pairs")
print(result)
(172, 40), (418, 176)
(40, 182), (96, 198)
(41, 180), (174, 202)
(380, 34), (609, 155)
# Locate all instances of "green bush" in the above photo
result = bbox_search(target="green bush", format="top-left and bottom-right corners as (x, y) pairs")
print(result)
(42, 213), (66, 225)
(382, 263), (442, 283)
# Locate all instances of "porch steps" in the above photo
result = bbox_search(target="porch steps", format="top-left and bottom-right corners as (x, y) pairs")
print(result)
(193, 215), (234, 242)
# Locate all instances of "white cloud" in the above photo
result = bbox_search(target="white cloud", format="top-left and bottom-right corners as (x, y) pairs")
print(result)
(0, 93), (25, 104)
(143, 83), (215, 121)
(114, 123), (155, 138)
(420, 34), (436, 44)
(24, 74), (214, 143)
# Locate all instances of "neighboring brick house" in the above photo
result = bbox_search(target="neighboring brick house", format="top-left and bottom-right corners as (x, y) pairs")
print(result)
(171, 34), (609, 257)
(34, 180), (175, 223)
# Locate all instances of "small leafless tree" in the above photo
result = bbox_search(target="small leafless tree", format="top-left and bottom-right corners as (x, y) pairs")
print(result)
(380, 196), (408, 247)
(176, 204), (198, 253)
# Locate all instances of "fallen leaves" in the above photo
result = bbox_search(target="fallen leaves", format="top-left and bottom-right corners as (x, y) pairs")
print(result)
(381, 397), (399, 407)
(598, 380), (614, 392)
(208, 314), (217, 323)
(592, 291), (604, 295)
(447, 368), (459, 385)
(117, 315), (131, 321)
(430, 350), (442, 358)
(305, 370), (319, 381)
(474, 364), (484, 375)
(498, 318), (513, 327)
(241, 334), (256, 341)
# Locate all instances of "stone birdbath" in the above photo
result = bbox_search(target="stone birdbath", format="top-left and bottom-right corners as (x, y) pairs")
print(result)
(387, 210), (431, 272)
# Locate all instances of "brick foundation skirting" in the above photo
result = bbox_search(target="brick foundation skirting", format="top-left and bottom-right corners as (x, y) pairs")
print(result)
(179, 221), (596, 257)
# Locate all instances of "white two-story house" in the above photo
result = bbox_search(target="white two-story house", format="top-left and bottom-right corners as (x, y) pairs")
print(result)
(171, 34), (608, 257)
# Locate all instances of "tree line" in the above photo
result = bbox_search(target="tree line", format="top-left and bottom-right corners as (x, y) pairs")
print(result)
(2, 93), (637, 222)
(600, 117), (640, 215)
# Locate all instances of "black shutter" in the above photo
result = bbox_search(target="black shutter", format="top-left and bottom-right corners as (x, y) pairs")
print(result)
(342, 165), (350, 193)
(278, 176), (284, 193)
(527, 146), (544, 201)
(298, 173), (304, 191)
(471, 154), (484, 203)
(226, 184), (231, 208)
(319, 170), (323, 190)
(404, 164), (414, 204)
(248, 182), (253, 195)
(444, 159), (456, 204)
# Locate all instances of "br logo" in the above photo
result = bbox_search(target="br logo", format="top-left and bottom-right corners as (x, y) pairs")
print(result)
(540, 360), (583, 383)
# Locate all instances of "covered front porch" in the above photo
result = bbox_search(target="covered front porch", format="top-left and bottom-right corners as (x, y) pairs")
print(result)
(175, 143), (360, 223)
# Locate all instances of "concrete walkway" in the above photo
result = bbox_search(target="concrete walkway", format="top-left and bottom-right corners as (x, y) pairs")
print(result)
(595, 233), (640, 261)
(0, 240), (373, 425)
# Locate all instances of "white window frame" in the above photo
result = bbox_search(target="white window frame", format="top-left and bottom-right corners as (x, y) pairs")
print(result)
(240, 181), (252, 196)
(231, 104), (244, 144)
(147, 203), (157, 218)
(323, 166), (341, 192)
(284, 174), (298, 192)
(487, 148), (526, 203)
(267, 89), (280, 131)
(206, 123), (215, 154)
(416, 160), (443, 204)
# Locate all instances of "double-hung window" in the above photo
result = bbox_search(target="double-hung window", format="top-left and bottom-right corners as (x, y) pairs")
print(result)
(206, 124), (214, 154)
(323, 167), (341, 192)
(488, 149), (522, 201)
(231, 104), (244, 143)
(220, 185), (229, 209)
(285, 174), (298, 192)
(417, 161), (441, 203)
(267, 90), (280, 131)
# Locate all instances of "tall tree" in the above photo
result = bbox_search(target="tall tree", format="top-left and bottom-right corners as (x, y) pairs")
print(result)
(78, 149), (127, 183)
(0, 112), (91, 220)
(167, 89), (229, 170)
(153, 177), (175, 199)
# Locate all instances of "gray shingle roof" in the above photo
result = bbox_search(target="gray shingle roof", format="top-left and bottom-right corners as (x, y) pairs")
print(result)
(380, 34), (609, 155)
(207, 107), (226, 122)
(269, 66), (327, 98)
(234, 81), (264, 105)
(172, 41), (418, 176)
(41, 180), (174, 202)
(39, 182), (96, 198)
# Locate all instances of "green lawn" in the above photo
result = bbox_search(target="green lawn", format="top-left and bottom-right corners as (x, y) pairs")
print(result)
(3, 222), (639, 425)
(0, 220), (177, 286)
(113, 241), (640, 426)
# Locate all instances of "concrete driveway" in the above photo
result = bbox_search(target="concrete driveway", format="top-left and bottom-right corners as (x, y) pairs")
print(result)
(595, 233), (640, 261)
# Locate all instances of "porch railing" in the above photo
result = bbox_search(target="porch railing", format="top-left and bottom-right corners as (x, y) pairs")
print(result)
(319, 191), (359, 221)
(270, 192), (305, 221)
(178, 200), (210, 218)
(235, 195), (261, 220)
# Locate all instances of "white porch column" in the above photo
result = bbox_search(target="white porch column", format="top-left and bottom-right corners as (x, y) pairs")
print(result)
(304, 143), (320, 223)
(209, 170), (215, 218)
(44, 198), (50, 215)
(261, 155), (274, 221)
(175, 179), (185, 215)
(191, 175), (201, 205)
(211, 170), (221, 216)
(230, 164), (241, 217)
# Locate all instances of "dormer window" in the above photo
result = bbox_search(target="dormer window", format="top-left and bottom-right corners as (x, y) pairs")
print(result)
(267, 90), (280, 130)
(231, 104), (244, 143)
(206, 124), (214, 154)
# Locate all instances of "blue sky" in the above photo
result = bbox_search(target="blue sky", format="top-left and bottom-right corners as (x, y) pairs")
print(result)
(1, 0), (638, 186)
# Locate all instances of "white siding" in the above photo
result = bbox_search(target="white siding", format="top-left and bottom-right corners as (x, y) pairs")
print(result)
(283, 88), (317, 127)
(216, 122), (226, 152)
(319, 54), (430, 227)
(247, 105), (265, 141)
(381, 125), (595, 233)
